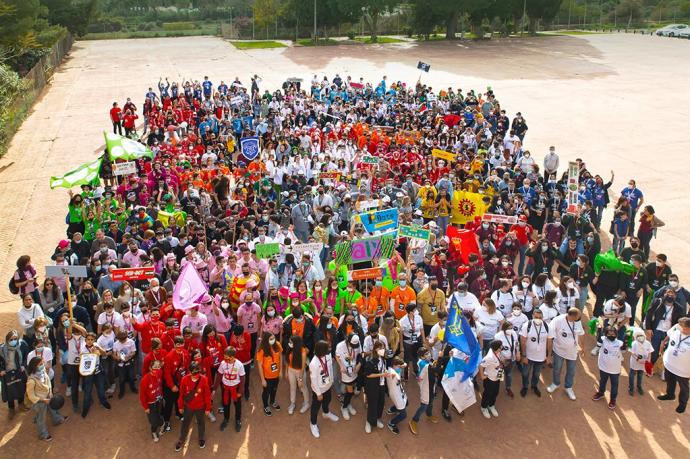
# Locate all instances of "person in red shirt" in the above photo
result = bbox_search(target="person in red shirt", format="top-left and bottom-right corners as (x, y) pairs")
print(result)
(161, 319), (178, 352)
(228, 325), (252, 400)
(201, 325), (227, 381)
(142, 338), (166, 376)
(182, 327), (201, 355)
(175, 361), (211, 451)
(123, 110), (139, 137)
(512, 214), (534, 276)
(109, 102), (122, 135)
(162, 336), (190, 432)
(133, 308), (167, 356)
(140, 358), (164, 442)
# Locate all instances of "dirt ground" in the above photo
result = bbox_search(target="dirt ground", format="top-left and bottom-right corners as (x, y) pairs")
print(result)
(0, 34), (689, 458)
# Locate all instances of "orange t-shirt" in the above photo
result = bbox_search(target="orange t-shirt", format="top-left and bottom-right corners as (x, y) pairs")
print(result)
(257, 342), (282, 379)
(391, 286), (416, 319)
(291, 319), (305, 338)
(364, 287), (391, 324)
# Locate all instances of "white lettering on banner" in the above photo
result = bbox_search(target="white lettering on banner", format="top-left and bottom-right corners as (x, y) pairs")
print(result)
(113, 161), (137, 176)
(482, 213), (518, 225)
(284, 243), (324, 254)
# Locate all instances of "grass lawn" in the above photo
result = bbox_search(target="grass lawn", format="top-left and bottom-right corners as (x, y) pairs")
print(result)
(554, 30), (604, 35)
(82, 27), (219, 40)
(354, 36), (405, 44)
(230, 40), (287, 49)
(295, 38), (341, 46)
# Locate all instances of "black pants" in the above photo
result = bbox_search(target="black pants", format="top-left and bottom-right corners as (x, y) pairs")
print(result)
(481, 378), (500, 408)
(243, 364), (252, 398)
(262, 377), (279, 408)
(365, 383), (385, 425)
(223, 397), (242, 422)
(178, 408), (205, 442)
(68, 364), (81, 409)
(163, 386), (179, 422)
(112, 120), (123, 135)
(147, 400), (163, 433)
(250, 333), (258, 359)
(665, 369), (689, 410)
(310, 389), (332, 425)
(117, 362), (137, 395)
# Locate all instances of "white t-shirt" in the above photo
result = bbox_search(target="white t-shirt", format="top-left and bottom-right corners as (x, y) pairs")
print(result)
(628, 339), (653, 371)
(476, 309), (503, 341)
(447, 292), (480, 314)
(218, 359), (245, 387)
(602, 299), (631, 327)
(491, 289), (517, 317)
(399, 313), (424, 344)
(67, 335), (85, 365)
(309, 355), (334, 395)
(663, 326), (690, 378)
(549, 314), (584, 361)
(520, 320), (549, 362)
(557, 288), (580, 314)
(335, 341), (361, 383)
(363, 334), (389, 353)
(507, 312), (529, 334)
(385, 368), (407, 410)
(495, 330), (519, 362)
(428, 323), (444, 360)
(480, 351), (502, 381)
(539, 305), (559, 324)
(598, 338), (623, 374)
(112, 339), (136, 365)
(512, 286), (535, 313)
(97, 311), (124, 330)
(532, 280), (555, 301)
(96, 332), (116, 353)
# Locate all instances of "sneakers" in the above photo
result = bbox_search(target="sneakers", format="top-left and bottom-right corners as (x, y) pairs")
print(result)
(608, 400), (616, 410)
(590, 347), (599, 356)
(488, 406), (499, 417)
(441, 409), (451, 421)
(481, 407), (491, 419)
(388, 422), (399, 435)
(288, 403), (295, 415)
(300, 403), (310, 414)
(175, 441), (183, 452)
(310, 423), (320, 438)
(152, 432), (160, 443)
(408, 419), (418, 435)
(376, 419), (384, 429)
(628, 388), (634, 396)
(322, 412), (339, 422)
(520, 388), (528, 397)
(218, 406), (224, 414)
(532, 387), (542, 398)
(208, 411), (216, 423)
(264, 407), (272, 416)
(592, 392), (605, 401)
(565, 388), (577, 401)
(65, 387), (72, 397)
(657, 394), (675, 401)
(365, 421), (372, 434)
(272, 402), (281, 411)
(43, 435), (53, 442)
(235, 420), (242, 432)
(427, 415), (440, 424)
(199, 440), (206, 449)
(546, 383), (559, 393)
(386, 406), (397, 415)
(348, 405), (357, 416)
(506, 388), (514, 398)
(341, 406), (350, 421)
(164, 422), (172, 432)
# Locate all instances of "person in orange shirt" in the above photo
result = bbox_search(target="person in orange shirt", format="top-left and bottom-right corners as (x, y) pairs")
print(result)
(256, 331), (282, 416)
(390, 273), (417, 320)
(362, 277), (391, 326)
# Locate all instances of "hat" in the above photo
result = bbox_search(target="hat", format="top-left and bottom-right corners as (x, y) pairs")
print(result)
(279, 286), (290, 298)
(518, 215), (527, 222)
(57, 239), (70, 250)
(427, 221), (437, 229)
(349, 335), (360, 345)
(184, 245), (195, 254)
(200, 293), (213, 304)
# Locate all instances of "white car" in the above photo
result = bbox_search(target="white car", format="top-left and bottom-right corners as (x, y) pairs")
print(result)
(655, 24), (689, 37)
(678, 28), (690, 39)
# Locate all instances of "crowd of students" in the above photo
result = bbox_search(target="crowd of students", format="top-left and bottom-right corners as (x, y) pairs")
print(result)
(2, 73), (689, 448)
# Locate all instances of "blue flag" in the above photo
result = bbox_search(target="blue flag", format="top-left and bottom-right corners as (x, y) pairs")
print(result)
(240, 136), (260, 161)
(444, 305), (481, 381)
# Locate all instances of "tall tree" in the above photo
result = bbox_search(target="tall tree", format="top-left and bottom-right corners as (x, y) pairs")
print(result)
(525, 0), (564, 34)
(0, 0), (41, 62)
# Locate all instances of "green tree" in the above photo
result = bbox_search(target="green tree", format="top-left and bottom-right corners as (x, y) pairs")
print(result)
(254, 0), (279, 29)
(40, 0), (98, 36)
(0, 0), (42, 62)
(525, 0), (564, 34)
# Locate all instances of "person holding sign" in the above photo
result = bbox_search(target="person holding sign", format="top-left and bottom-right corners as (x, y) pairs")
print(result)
(79, 332), (111, 418)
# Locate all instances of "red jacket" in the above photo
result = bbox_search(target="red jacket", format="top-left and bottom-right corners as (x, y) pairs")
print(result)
(142, 349), (166, 376)
(139, 370), (163, 409)
(161, 330), (177, 352)
(163, 348), (190, 389)
(133, 320), (167, 354)
(202, 335), (228, 369)
(177, 374), (212, 412)
(228, 332), (252, 365)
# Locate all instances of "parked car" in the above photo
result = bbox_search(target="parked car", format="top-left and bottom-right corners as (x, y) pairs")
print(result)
(655, 24), (689, 37)
(677, 28), (690, 39)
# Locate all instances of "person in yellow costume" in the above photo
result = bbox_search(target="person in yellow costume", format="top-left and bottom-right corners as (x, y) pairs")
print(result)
(419, 179), (437, 222)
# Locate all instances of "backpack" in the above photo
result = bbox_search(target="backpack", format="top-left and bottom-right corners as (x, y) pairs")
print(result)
(8, 276), (19, 295)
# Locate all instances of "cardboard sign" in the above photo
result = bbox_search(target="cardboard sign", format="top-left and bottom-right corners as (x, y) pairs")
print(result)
(230, 95), (243, 106)
(112, 161), (137, 176)
(335, 232), (397, 265)
(417, 61), (431, 72)
(46, 265), (88, 278)
(356, 208), (399, 233)
(349, 267), (384, 281)
(255, 243), (281, 259)
(361, 155), (379, 165)
(567, 161), (579, 214)
(482, 213), (518, 225)
(285, 243), (324, 254)
(111, 266), (155, 282)
(432, 148), (456, 162)
(318, 171), (341, 180)
(399, 225), (430, 241)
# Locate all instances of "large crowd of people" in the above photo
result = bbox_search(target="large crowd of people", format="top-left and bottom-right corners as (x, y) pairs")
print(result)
(2, 73), (689, 449)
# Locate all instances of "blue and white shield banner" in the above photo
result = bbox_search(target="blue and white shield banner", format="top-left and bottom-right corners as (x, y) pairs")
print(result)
(240, 136), (260, 161)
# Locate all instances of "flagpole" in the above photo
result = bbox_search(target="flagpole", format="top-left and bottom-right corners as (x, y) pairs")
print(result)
(65, 274), (73, 334)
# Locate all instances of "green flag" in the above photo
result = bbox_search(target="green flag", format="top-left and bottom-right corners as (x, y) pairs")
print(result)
(593, 250), (635, 276)
(50, 158), (102, 189)
(104, 132), (153, 160)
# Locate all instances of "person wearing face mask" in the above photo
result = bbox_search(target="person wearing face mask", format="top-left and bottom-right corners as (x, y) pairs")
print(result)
(494, 321), (520, 398)
(175, 361), (211, 451)
(627, 328), (653, 396)
(308, 340), (339, 438)
(145, 279), (168, 310)
(526, 239), (559, 282)
(418, 277), (446, 336)
(285, 335), (310, 415)
(17, 294), (46, 340)
(642, 254), (672, 318)
(644, 288), (684, 365)
(96, 323), (118, 395)
(390, 274), (416, 321)
(385, 357), (408, 434)
(519, 308), (550, 397)
(592, 326), (624, 410)
(112, 330), (137, 399)
(399, 303), (425, 381)
(490, 280), (518, 318)
(653, 274), (689, 313)
(556, 276), (580, 315)
(479, 339), (504, 419)
(621, 179), (644, 237)
(256, 331), (283, 416)
(512, 215), (534, 276)
(1, 330), (30, 418)
(140, 358), (165, 442)
(363, 341), (393, 434)
(259, 304), (283, 339)
(335, 332), (362, 420)
(25, 355), (66, 441)
(547, 308), (585, 401)
(657, 317), (690, 413)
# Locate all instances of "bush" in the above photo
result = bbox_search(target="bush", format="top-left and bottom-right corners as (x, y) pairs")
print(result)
(162, 21), (197, 31)
(347, 30), (356, 40)
(403, 26), (413, 38)
(138, 22), (155, 31)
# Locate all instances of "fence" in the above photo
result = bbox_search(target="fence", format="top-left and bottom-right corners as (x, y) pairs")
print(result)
(0, 33), (73, 156)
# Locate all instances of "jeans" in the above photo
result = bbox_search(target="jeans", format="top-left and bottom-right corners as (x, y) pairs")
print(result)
(596, 370), (619, 401)
(481, 378), (500, 408)
(521, 359), (544, 388)
(146, 400), (163, 433)
(310, 389), (332, 425)
(390, 406), (407, 425)
(552, 352), (576, 389)
(665, 369), (689, 411)
(518, 245), (528, 276)
(436, 215), (450, 236)
(612, 236), (626, 256)
(287, 367), (310, 406)
(559, 237), (584, 256)
(178, 408), (205, 442)
(412, 403), (428, 422)
(261, 377), (279, 408)
(629, 369), (643, 391)
(578, 286), (589, 311)
(82, 371), (108, 414)
(504, 361), (516, 389)
(117, 361), (137, 395)
(32, 401), (63, 439)
(651, 330), (666, 363)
